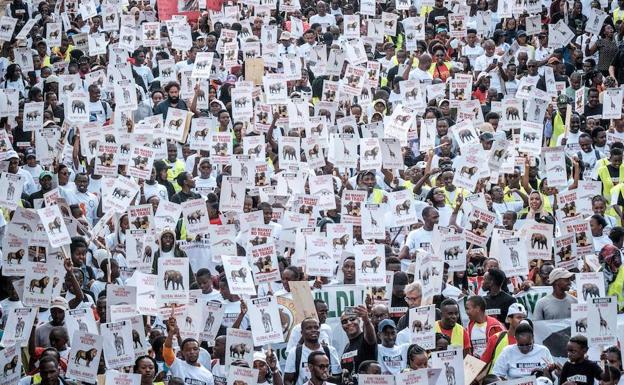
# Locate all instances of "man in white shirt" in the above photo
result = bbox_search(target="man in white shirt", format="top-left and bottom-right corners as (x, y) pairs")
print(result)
(399, 206), (439, 258)
(461, 29), (485, 66)
(474, 40), (502, 91)
(66, 173), (99, 226)
(6, 151), (37, 195)
(164, 317), (214, 385)
(407, 53), (433, 83)
(132, 49), (154, 90)
(309, 1), (336, 26)
(87, 84), (112, 125)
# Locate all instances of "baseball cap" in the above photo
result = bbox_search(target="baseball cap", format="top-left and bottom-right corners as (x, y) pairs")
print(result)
(507, 303), (527, 317)
(39, 171), (53, 180)
(517, 30), (527, 37)
(25, 148), (36, 158)
(378, 319), (397, 332)
(479, 132), (494, 142)
(556, 94), (569, 105)
(280, 31), (292, 41)
(253, 352), (267, 364)
(548, 267), (573, 283)
(50, 296), (69, 311)
(5, 150), (18, 160)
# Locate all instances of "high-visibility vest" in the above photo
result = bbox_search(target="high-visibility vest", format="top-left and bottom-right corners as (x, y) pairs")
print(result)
(164, 159), (186, 192)
(597, 164), (624, 203)
(502, 186), (528, 203)
(370, 188), (384, 204)
(615, 7), (624, 23)
(434, 321), (465, 348)
(608, 266), (624, 311)
(549, 112), (565, 147)
(443, 187), (466, 206)
(488, 332), (511, 373)
(402, 180), (415, 197)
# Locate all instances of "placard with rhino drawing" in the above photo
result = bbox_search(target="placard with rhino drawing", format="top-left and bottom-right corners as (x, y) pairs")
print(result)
(543, 147), (568, 188)
(22, 102), (44, 132)
(521, 222), (553, 261)
(0, 343), (21, 385)
(157, 257), (190, 304)
(355, 243), (385, 286)
(101, 320), (135, 369)
(127, 145), (155, 180)
(408, 305), (436, 349)
(182, 198), (210, 235)
(201, 301), (225, 346)
(222, 255), (256, 296)
(576, 273), (605, 304)
(248, 296), (284, 346)
(38, 204), (71, 248)
(106, 176), (139, 214)
(419, 253), (444, 304)
(588, 297), (617, 347)
(432, 225), (466, 273)
(465, 206), (496, 247)
(226, 328), (255, 367)
(518, 122), (543, 155)
(67, 331), (103, 383)
(227, 359), (259, 385)
(0, 307), (37, 348)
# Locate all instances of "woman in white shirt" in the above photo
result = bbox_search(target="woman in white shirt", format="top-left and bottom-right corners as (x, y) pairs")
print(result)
(492, 322), (556, 379)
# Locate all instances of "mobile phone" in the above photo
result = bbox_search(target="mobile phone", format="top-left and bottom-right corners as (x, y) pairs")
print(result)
(493, 58), (498, 64)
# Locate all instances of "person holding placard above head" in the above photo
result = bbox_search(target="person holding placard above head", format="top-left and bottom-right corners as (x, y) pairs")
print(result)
(163, 317), (214, 385)
(340, 305), (377, 379)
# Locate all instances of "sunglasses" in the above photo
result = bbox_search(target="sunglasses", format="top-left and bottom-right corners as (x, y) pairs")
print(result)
(341, 317), (357, 324)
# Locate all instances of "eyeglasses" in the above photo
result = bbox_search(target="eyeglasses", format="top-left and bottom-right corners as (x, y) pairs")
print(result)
(341, 317), (357, 324)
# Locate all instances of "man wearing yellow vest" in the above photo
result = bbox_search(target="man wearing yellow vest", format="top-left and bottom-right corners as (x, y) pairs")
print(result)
(548, 95), (569, 147)
(596, 147), (624, 204)
(480, 303), (527, 370)
(434, 298), (471, 356)
(164, 142), (186, 193)
(615, 0), (624, 24)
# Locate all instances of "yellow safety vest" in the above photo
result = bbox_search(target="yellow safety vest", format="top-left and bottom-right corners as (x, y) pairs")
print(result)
(615, 8), (624, 23)
(597, 164), (624, 203)
(402, 180), (415, 197)
(434, 321), (465, 348)
(370, 188), (384, 204)
(488, 332), (511, 373)
(443, 187), (466, 206)
(502, 186), (528, 203)
(165, 159), (186, 192)
(549, 112), (565, 147)
(608, 266), (624, 311)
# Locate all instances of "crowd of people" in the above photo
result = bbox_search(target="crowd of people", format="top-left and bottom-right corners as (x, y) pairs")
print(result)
(3, 0), (624, 383)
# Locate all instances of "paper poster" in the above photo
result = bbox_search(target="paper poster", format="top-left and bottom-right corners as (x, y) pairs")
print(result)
(499, 236), (527, 277)
(105, 372), (141, 385)
(2, 235), (27, 276)
(305, 234), (334, 277)
(432, 226), (466, 273)
(571, 302), (589, 338)
(135, 272), (159, 316)
(23, 102), (44, 132)
(564, 219), (594, 256)
(522, 222), (553, 261)
(38, 205), (71, 247)
(576, 272), (605, 304)
(200, 301), (225, 345)
(219, 176), (246, 213)
(588, 297), (617, 347)
(361, 203), (385, 240)
(354, 243), (385, 285)
(0, 344), (22, 385)
(341, 190), (367, 225)
(176, 299), (204, 341)
(543, 147), (568, 188)
(465, 206), (496, 247)
(279, 136), (301, 168)
(602, 88), (623, 119)
(518, 122), (543, 155)
(66, 91), (89, 123)
(0, 307), (37, 347)
(163, 108), (189, 142)
(248, 296), (284, 346)
(128, 145), (155, 180)
(250, 243), (280, 283)
(157, 257), (190, 304)
(554, 234), (577, 271)
(432, 347), (464, 385)
(182, 198), (210, 235)
(396, 369), (429, 385)
(222, 255), (256, 296)
(0, 172), (24, 210)
(65, 308), (99, 344)
(23, 262), (53, 307)
(67, 331), (103, 383)
(226, 363), (259, 385)
(408, 305), (435, 349)
(106, 176), (140, 214)
(101, 320), (135, 368)
(225, 328), (254, 367)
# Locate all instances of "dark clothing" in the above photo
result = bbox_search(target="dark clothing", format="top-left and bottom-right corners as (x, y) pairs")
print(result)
(153, 98), (188, 120)
(560, 359), (602, 385)
(158, 180), (176, 200)
(171, 190), (201, 204)
(28, 189), (51, 207)
(341, 333), (377, 376)
(427, 7), (450, 25)
(484, 290), (516, 323)
(612, 42), (624, 86)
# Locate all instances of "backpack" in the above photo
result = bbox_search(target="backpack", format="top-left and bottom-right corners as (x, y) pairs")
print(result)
(293, 344), (331, 382)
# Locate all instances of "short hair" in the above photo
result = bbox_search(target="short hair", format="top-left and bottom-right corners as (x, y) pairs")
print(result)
(569, 335), (589, 350)
(591, 214), (608, 228)
(487, 268), (507, 288)
(609, 227), (624, 244)
(164, 81), (180, 93)
(180, 338), (199, 350)
(466, 296), (486, 311)
(404, 281), (423, 295)
(176, 171), (189, 187)
(515, 321), (534, 337)
(307, 351), (327, 366)
(196, 268), (212, 279)
(422, 206), (438, 219)
(440, 298), (458, 309)
(39, 356), (59, 368)
(611, 148), (623, 157)
(358, 360), (381, 373)
(70, 236), (87, 254)
(313, 299), (326, 307)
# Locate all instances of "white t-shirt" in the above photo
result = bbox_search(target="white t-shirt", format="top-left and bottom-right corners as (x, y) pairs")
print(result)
(169, 358), (215, 385)
(66, 190), (99, 225)
(144, 182), (169, 201)
(408, 68), (433, 83)
(309, 13), (336, 26)
(492, 344), (553, 379)
(405, 228), (433, 252)
(469, 322), (488, 358)
(377, 344), (409, 374)
(284, 344), (342, 385)
(286, 323), (333, 350)
(220, 299), (250, 329)
(462, 45), (485, 66)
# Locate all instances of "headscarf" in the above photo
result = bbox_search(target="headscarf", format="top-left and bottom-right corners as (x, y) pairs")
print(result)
(599, 244), (621, 284)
